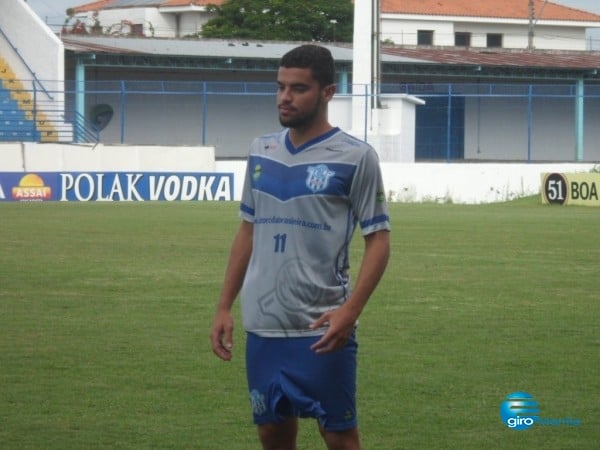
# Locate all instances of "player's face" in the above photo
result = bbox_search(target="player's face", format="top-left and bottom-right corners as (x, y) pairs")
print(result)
(277, 67), (332, 129)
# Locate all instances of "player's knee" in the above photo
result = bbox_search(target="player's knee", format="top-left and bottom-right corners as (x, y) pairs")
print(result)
(257, 419), (298, 450)
(321, 426), (361, 450)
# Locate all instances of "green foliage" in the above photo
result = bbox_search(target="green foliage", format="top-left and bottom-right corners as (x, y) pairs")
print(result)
(1, 201), (598, 449)
(202, 0), (354, 42)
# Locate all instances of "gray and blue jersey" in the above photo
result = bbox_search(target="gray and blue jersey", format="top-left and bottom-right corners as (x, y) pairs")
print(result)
(239, 127), (390, 337)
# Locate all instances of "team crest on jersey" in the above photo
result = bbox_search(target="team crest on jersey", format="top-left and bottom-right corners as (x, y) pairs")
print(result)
(306, 164), (335, 193)
(249, 389), (267, 415)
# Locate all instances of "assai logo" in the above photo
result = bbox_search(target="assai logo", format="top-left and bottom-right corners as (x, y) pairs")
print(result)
(500, 392), (539, 430)
(12, 173), (52, 201)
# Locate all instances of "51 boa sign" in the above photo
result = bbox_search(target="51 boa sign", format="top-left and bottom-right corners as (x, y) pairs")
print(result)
(541, 172), (599, 207)
(0, 172), (233, 202)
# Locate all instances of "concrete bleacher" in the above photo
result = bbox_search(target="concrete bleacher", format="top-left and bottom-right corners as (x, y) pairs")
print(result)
(0, 88), (40, 141)
(0, 57), (56, 142)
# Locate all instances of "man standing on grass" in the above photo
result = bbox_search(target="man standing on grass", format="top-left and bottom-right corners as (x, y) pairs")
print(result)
(210, 44), (390, 450)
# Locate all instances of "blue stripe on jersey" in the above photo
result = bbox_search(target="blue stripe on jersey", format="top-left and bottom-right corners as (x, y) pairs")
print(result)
(360, 214), (390, 229)
(240, 202), (255, 216)
(249, 155), (356, 201)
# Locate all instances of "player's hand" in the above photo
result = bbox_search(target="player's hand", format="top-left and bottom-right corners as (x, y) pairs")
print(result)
(309, 306), (356, 354)
(210, 310), (234, 361)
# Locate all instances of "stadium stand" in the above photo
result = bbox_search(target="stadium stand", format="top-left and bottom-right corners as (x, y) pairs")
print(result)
(0, 56), (57, 142)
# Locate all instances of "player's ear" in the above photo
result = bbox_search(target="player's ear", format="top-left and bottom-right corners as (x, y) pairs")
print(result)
(322, 83), (336, 101)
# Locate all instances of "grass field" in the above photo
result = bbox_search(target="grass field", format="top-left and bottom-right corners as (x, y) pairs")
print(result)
(1, 199), (598, 449)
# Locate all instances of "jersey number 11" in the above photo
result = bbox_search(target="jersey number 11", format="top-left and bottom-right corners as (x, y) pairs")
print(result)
(273, 233), (287, 253)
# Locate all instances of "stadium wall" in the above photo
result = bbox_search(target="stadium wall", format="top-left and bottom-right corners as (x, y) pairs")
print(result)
(1, 1), (64, 93)
(1, 143), (596, 204)
(0, 142), (215, 172)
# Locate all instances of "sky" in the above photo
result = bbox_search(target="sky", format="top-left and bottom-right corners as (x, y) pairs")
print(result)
(24, 0), (600, 35)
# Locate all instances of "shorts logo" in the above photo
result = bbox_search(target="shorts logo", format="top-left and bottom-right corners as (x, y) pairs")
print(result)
(306, 164), (334, 193)
(249, 389), (267, 416)
(343, 409), (355, 422)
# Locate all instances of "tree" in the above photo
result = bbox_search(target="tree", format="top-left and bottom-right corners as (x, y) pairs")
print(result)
(201, 0), (353, 42)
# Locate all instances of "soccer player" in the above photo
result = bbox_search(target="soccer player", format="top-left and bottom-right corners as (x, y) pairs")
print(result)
(210, 44), (391, 450)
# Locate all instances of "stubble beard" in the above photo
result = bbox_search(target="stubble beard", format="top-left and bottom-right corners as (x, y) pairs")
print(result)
(279, 98), (321, 129)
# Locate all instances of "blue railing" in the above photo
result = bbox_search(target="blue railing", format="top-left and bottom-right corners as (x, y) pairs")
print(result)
(1, 79), (599, 162)
(0, 82), (99, 143)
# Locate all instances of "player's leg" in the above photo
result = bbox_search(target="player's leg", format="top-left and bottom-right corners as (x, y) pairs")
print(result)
(257, 416), (299, 450)
(311, 334), (360, 450)
(247, 333), (299, 449)
(319, 424), (361, 450)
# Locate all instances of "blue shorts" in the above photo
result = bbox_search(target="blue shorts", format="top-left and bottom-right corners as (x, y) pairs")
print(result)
(245, 332), (358, 431)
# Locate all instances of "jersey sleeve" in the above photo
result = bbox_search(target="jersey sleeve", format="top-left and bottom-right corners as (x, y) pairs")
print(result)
(349, 147), (391, 235)
(239, 140), (258, 222)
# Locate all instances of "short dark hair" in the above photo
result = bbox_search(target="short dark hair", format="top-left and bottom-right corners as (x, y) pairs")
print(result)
(279, 45), (335, 88)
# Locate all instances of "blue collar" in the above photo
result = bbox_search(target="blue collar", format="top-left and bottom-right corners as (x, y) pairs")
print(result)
(285, 127), (340, 154)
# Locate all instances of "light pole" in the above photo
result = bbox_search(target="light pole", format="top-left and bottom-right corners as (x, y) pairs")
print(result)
(330, 19), (337, 42)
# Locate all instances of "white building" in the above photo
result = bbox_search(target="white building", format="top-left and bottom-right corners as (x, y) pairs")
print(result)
(66, 0), (224, 38)
(379, 0), (600, 51)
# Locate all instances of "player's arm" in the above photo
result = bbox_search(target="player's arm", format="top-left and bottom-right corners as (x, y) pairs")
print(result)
(310, 229), (390, 353)
(210, 220), (253, 361)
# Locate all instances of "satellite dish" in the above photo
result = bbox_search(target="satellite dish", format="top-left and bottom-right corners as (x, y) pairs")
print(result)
(90, 103), (113, 131)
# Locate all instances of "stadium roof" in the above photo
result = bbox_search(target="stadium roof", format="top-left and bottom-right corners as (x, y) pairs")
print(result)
(383, 46), (600, 70)
(61, 35), (600, 81)
(62, 36), (359, 61)
(380, 46), (600, 81)
(61, 36), (423, 74)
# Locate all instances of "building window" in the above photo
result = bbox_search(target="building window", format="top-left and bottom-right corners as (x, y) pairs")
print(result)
(131, 23), (144, 36)
(487, 33), (503, 48)
(417, 30), (434, 46)
(455, 32), (471, 47)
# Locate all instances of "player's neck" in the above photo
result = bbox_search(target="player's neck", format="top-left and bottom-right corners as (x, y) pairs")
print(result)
(288, 121), (333, 149)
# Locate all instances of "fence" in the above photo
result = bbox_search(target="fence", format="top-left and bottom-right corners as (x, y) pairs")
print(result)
(0, 78), (99, 144)
(2, 80), (600, 162)
(393, 83), (600, 162)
